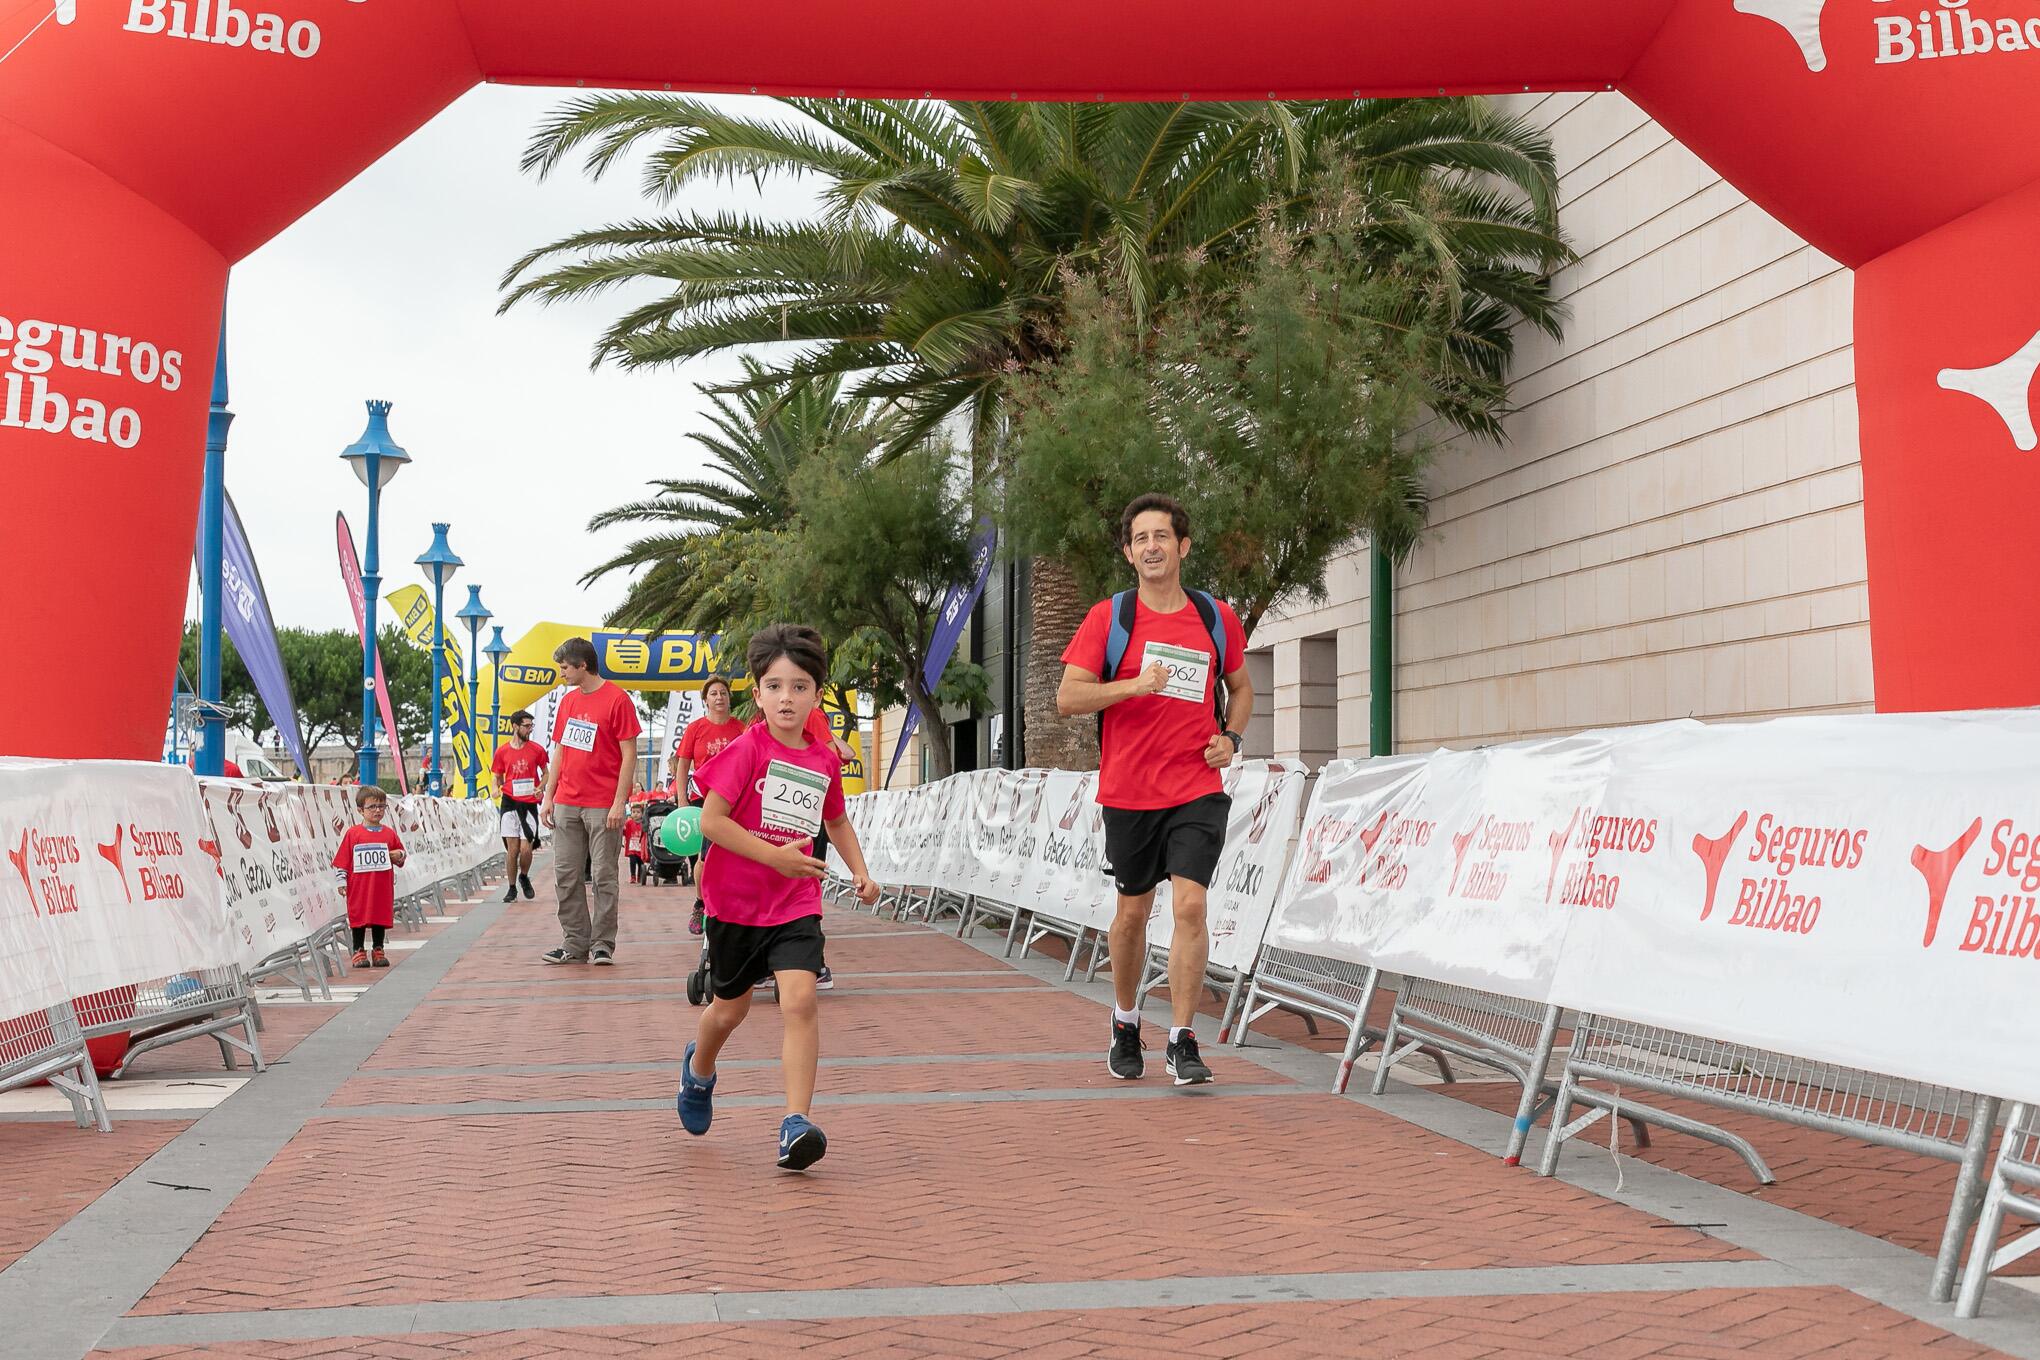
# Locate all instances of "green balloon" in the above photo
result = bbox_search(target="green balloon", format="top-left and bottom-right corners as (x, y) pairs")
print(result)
(657, 805), (703, 857)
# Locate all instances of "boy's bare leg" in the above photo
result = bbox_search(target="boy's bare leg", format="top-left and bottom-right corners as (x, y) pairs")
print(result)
(775, 969), (820, 1116)
(691, 989), (753, 1078)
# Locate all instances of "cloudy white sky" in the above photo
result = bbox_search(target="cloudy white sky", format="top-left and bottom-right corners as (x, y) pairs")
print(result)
(207, 83), (815, 651)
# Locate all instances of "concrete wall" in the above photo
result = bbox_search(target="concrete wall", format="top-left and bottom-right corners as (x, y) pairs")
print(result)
(1252, 91), (1869, 757)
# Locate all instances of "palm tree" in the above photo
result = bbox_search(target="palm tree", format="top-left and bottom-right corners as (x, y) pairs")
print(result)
(506, 96), (1569, 768)
(584, 357), (867, 635)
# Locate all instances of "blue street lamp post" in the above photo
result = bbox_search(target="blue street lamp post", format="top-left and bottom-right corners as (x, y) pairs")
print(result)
(456, 585), (491, 797)
(484, 626), (512, 799)
(340, 401), (410, 787)
(415, 524), (463, 797)
(195, 318), (233, 777)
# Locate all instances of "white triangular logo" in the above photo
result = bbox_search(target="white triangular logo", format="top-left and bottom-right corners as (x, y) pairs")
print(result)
(1734, 0), (1830, 71)
(1937, 329), (2040, 453)
(54, 1), (76, 23)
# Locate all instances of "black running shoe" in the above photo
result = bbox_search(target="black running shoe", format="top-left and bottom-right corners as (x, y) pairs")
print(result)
(1108, 1018), (1144, 1080)
(1165, 1030), (1213, 1086)
(519, 873), (534, 900)
(502, 883), (517, 903)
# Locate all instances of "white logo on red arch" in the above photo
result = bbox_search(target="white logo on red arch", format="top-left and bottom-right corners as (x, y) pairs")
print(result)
(1736, 0), (1830, 70)
(1938, 328), (2040, 454)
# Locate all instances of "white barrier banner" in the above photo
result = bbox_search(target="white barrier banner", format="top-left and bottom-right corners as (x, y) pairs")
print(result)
(197, 778), (353, 973)
(0, 759), (235, 1013)
(1266, 712), (2040, 1106)
(1269, 735), (1613, 1002)
(1019, 770), (1112, 931)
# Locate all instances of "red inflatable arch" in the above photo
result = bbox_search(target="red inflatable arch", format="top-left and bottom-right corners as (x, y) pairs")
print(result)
(3, 1), (2038, 758)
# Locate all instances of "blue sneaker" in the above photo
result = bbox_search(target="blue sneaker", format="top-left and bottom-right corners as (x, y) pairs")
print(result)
(777, 1113), (827, 1171)
(677, 1041), (715, 1135)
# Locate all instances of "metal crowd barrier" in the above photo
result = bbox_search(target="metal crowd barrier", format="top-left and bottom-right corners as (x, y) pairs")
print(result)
(0, 1003), (108, 1133)
(1228, 946), (1376, 1080)
(1958, 1102), (2040, 1318)
(1372, 979), (1660, 1167)
(76, 967), (264, 1081)
(1131, 944), (1238, 1019)
(1538, 1014), (1999, 1300)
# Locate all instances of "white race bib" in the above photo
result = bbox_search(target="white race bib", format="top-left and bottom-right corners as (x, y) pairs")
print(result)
(760, 759), (828, 839)
(560, 717), (598, 752)
(352, 842), (392, 874)
(1141, 640), (1210, 705)
(511, 777), (538, 798)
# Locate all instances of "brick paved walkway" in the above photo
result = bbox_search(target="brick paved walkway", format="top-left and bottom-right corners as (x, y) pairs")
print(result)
(4, 859), (2038, 1359)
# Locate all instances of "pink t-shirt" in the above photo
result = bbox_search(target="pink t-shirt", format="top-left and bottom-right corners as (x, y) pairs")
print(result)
(695, 721), (846, 927)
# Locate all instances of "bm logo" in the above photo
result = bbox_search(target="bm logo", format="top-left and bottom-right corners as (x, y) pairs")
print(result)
(499, 664), (555, 686)
(594, 632), (724, 680)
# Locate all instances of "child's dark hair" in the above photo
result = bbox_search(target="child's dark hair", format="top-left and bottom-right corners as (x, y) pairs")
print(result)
(354, 785), (388, 809)
(746, 624), (828, 688)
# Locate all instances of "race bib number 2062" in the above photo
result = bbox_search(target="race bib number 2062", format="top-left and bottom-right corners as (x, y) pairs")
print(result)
(1141, 641), (1210, 705)
(760, 760), (829, 839)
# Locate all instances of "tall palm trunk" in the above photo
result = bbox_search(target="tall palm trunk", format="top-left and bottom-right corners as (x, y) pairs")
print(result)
(1021, 555), (1098, 771)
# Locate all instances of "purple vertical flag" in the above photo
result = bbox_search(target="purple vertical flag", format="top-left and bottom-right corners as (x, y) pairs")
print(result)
(887, 520), (997, 787)
(217, 492), (311, 776)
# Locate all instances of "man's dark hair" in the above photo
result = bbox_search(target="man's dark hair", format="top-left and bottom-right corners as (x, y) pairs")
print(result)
(552, 636), (598, 671)
(746, 624), (828, 688)
(1118, 493), (1191, 548)
(702, 676), (733, 701)
(354, 785), (387, 810)
(508, 709), (534, 724)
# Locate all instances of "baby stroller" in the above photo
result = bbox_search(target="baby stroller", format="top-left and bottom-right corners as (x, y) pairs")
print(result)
(643, 797), (685, 886)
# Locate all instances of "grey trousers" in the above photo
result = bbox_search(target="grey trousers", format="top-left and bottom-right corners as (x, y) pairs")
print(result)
(552, 803), (621, 955)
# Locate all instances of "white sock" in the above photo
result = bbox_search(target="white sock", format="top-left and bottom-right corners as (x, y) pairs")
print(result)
(1114, 1008), (1140, 1026)
(1170, 1026), (1191, 1042)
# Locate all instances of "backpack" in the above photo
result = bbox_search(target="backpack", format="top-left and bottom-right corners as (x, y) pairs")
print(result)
(1099, 588), (1231, 731)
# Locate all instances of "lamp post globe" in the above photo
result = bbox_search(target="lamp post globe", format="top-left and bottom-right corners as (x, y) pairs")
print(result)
(414, 523), (462, 798)
(339, 400), (409, 787)
(455, 585), (492, 797)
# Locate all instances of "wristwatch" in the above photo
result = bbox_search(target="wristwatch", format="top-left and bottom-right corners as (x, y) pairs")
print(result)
(1221, 729), (1244, 751)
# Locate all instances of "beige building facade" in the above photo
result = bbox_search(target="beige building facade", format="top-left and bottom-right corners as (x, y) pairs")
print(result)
(1244, 90), (1868, 766)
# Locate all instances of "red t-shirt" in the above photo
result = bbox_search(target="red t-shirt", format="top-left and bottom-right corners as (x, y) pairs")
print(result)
(550, 682), (642, 808)
(1062, 593), (1247, 811)
(696, 722), (846, 927)
(332, 823), (404, 929)
(623, 819), (647, 857)
(678, 716), (746, 766)
(491, 741), (549, 805)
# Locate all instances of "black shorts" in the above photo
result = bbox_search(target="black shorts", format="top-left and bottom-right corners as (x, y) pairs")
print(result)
(703, 912), (826, 1000)
(1102, 793), (1231, 897)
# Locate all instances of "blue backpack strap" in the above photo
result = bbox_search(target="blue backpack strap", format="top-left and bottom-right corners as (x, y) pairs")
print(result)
(1102, 589), (1138, 678)
(1186, 590), (1230, 727)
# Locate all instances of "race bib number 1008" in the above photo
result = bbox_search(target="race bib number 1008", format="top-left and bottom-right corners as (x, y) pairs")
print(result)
(560, 717), (598, 752)
(352, 843), (392, 874)
(760, 760), (828, 839)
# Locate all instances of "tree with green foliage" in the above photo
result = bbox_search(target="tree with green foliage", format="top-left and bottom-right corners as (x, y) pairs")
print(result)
(507, 95), (1568, 767)
(178, 624), (434, 773)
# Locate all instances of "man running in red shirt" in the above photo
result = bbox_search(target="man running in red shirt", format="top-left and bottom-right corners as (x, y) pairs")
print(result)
(491, 709), (547, 902)
(1057, 494), (1254, 1086)
(538, 637), (642, 966)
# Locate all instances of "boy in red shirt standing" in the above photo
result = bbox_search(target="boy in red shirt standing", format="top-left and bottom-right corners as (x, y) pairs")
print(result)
(677, 624), (880, 1172)
(623, 803), (648, 885)
(332, 785), (407, 968)
(539, 636), (641, 967)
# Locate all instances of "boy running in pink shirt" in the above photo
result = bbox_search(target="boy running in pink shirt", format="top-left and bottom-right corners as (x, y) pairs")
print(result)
(676, 624), (880, 1170)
